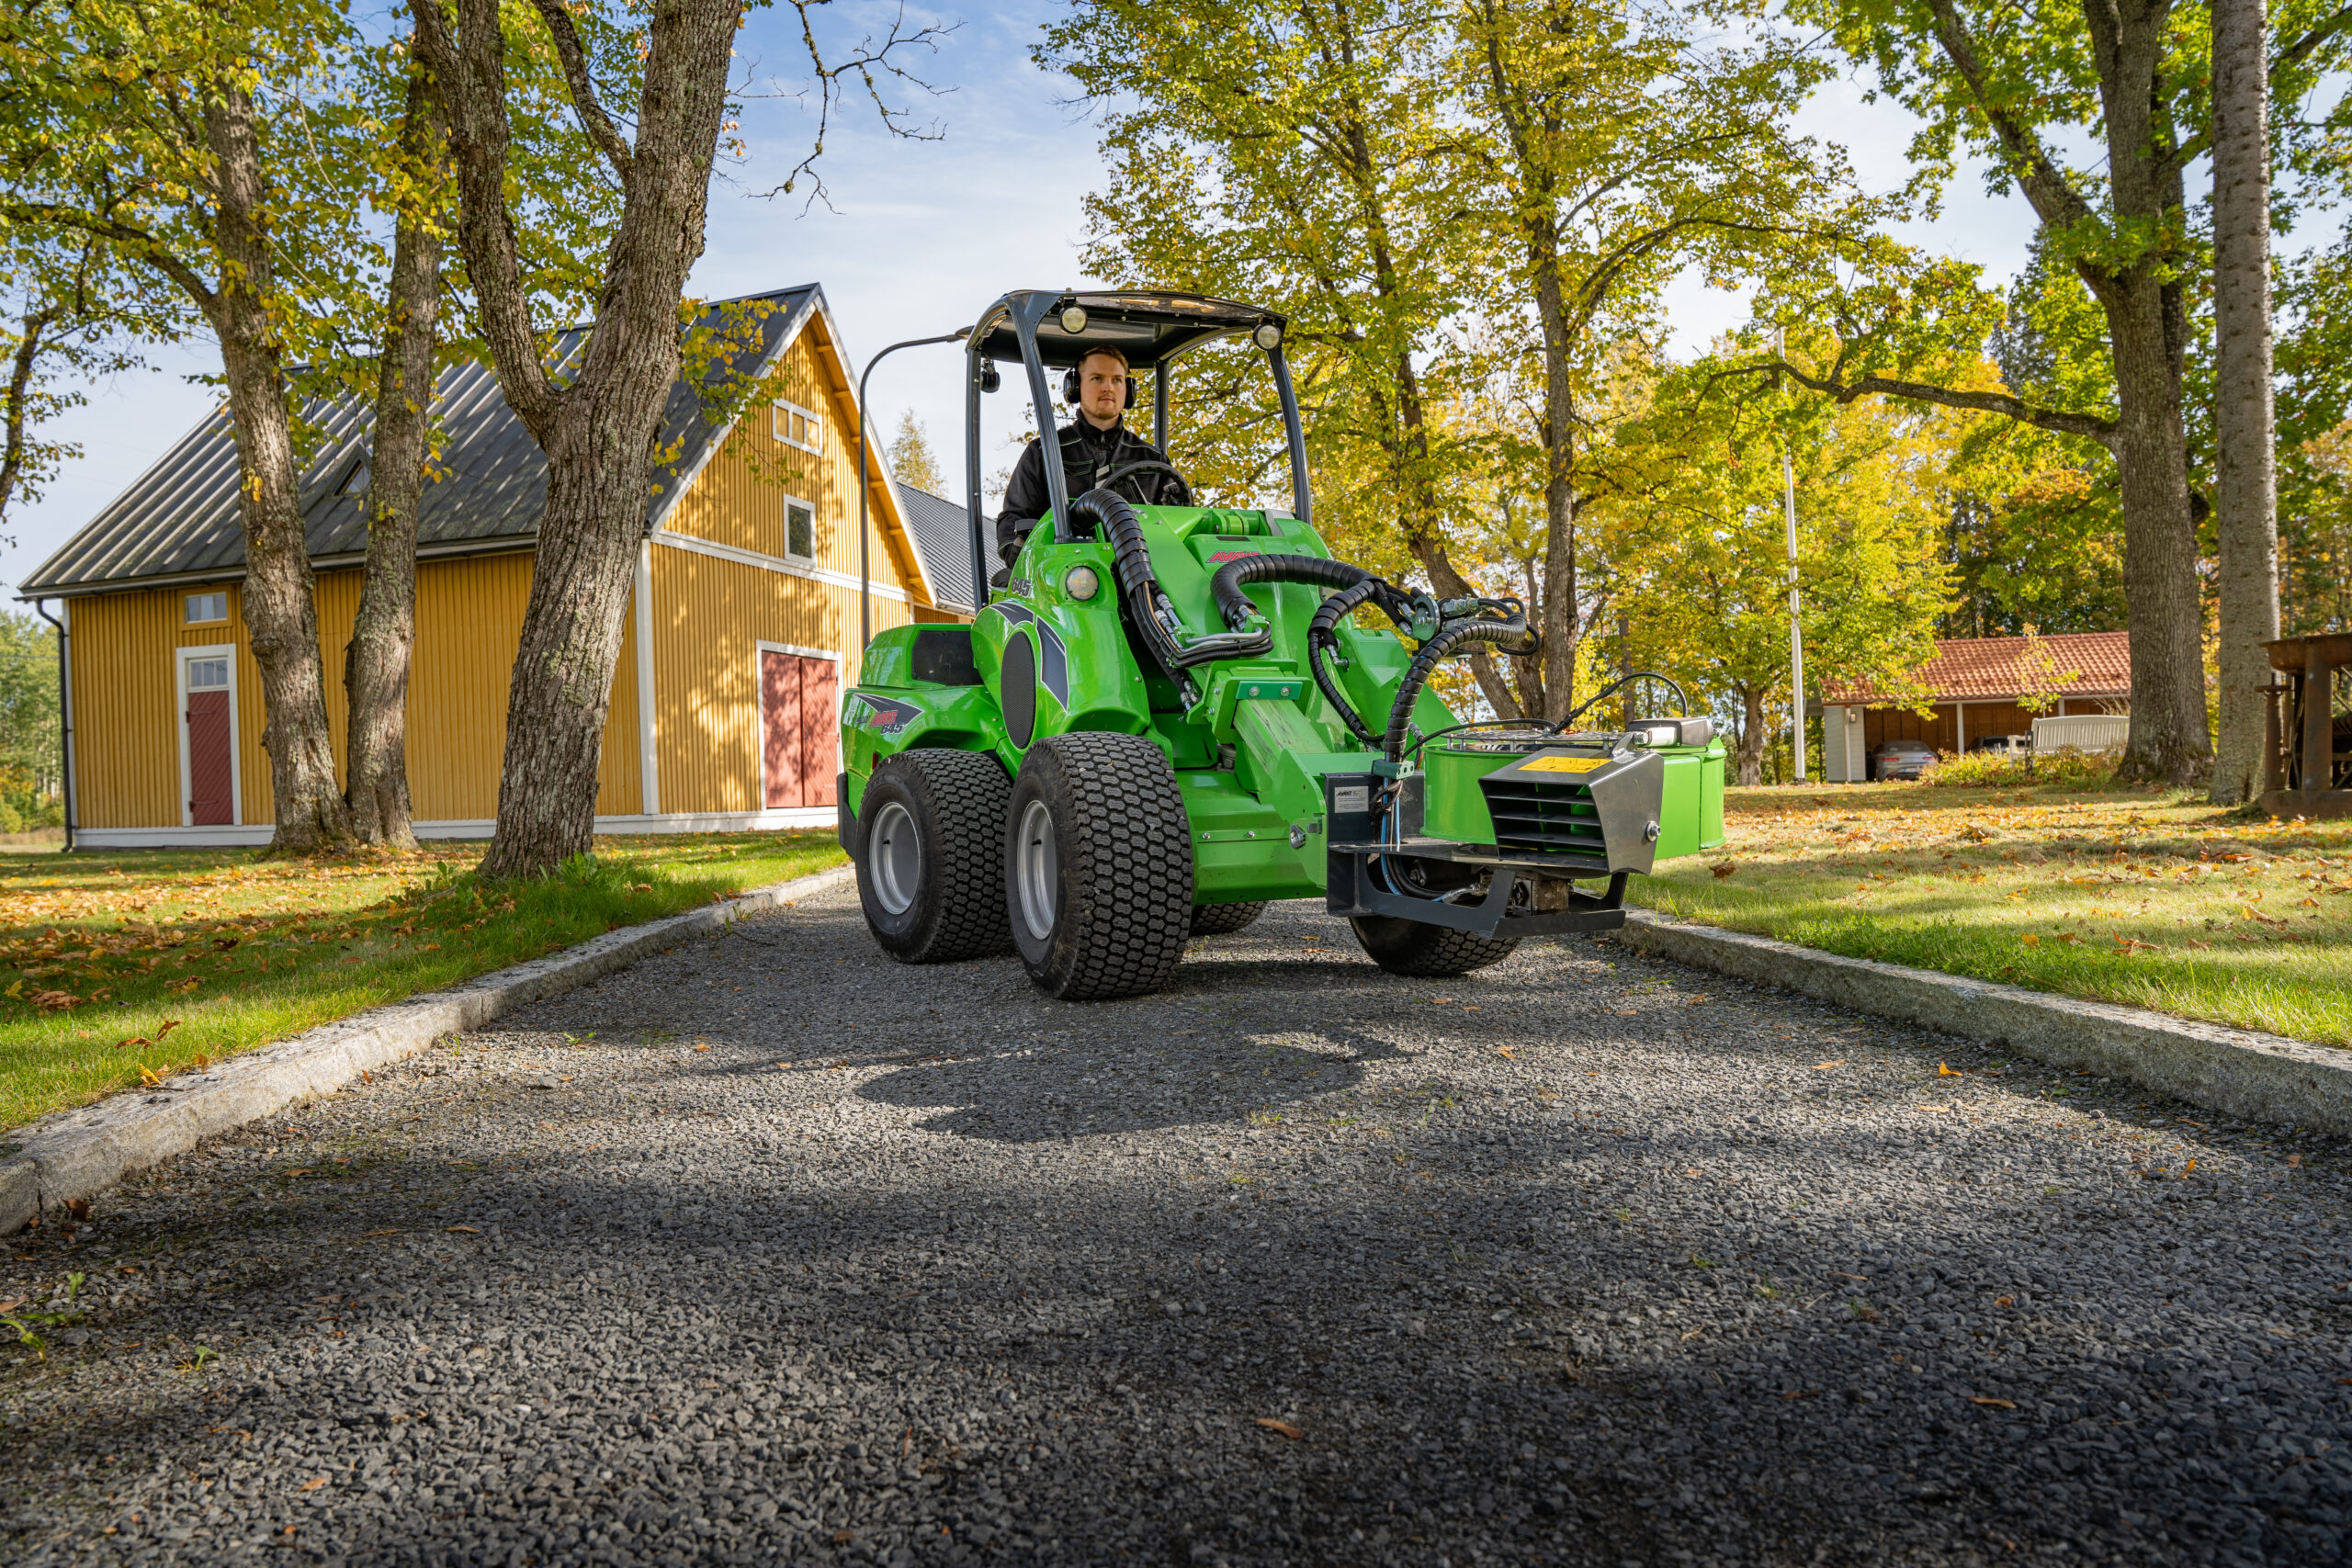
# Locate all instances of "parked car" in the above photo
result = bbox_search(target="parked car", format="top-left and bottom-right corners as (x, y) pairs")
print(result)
(1971, 734), (2031, 761)
(1870, 739), (1939, 781)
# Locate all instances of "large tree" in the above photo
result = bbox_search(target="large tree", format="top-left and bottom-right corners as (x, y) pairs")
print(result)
(1046, 0), (1522, 712)
(1452, 0), (1875, 721)
(421, 0), (940, 877)
(0, 0), (374, 850)
(1051, 0), (1879, 724)
(1771, 0), (2352, 786)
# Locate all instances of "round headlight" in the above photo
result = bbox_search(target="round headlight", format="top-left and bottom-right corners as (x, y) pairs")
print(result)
(1059, 306), (1089, 335)
(1063, 565), (1102, 601)
(1253, 321), (1283, 350)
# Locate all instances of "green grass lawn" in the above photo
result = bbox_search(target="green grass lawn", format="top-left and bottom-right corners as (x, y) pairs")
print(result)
(1631, 781), (2352, 1047)
(0, 832), (844, 1132)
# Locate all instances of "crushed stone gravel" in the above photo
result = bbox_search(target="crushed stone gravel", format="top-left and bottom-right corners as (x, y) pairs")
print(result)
(1, 885), (2347, 1567)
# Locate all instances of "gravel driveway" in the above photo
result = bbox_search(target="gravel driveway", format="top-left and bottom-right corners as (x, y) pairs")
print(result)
(2, 884), (2348, 1568)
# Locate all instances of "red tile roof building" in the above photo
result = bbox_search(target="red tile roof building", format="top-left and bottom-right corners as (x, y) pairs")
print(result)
(1821, 632), (2132, 705)
(1820, 632), (2130, 780)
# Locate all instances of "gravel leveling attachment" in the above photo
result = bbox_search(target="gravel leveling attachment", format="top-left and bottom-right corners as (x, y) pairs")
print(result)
(838, 289), (1724, 999)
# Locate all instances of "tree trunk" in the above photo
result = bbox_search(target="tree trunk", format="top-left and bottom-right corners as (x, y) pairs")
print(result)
(481, 413), (651, 876)
(437, 0), (742, 879)
(0, 303), (59, 525)
(344, 68), (446, 849)
(2101, 273), (2210, 784)
(2209, 0), (2278, 804)
(1532, 228), (1578, 725)
(1736, 684), (1765, 786)
(206, 86), (353, 854)
(2086, 0), (2211, 785)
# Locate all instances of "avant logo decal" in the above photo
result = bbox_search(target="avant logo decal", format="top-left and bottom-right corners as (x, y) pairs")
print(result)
(848, 694), (924, 735)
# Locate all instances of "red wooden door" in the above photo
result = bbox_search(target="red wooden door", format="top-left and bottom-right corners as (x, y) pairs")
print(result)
(187, 690), (233, 825)
(762, 650), (805, 808)
(802, 658), (838, 807)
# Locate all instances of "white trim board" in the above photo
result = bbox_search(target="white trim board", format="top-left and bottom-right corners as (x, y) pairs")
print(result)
(652, 527), (910, 602)
(73, 808), (838, 851)
(634, 541), (660, 816)
(175, 643), (243, 829)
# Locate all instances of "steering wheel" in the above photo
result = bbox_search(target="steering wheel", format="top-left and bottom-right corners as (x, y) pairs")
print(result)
(1091, 459), (1187, 498)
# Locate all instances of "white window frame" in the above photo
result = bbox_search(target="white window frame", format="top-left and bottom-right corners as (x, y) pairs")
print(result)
(781, 492), (819, 567)
(754, 641), (842, 812)
(175, 644), (243, 829)
(772, 399), (824, 455)
(184, 591), (229, 626)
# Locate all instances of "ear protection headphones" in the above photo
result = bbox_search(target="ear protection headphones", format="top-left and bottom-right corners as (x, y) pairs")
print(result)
(1062, 356), (1138, 409)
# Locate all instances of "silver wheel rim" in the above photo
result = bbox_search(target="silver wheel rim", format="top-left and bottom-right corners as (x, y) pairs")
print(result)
(869, 800), (921, 916)
(1015, 797), (1057, 942)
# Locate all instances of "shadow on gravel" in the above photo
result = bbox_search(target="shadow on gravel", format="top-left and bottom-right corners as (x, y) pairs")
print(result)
(854, 1021), (1418, 1142)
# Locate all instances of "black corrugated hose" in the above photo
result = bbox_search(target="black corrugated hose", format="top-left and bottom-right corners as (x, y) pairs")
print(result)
(1382, 609), (1534, 763)
(1208, 552), (1419, 744)
(1306, 578), (1386, 744)
(1067, 488), (1192, 681)
(1209, 552), (1377, 629)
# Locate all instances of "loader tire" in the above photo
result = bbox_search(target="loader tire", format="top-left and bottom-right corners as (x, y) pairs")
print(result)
(1007, 733), (1193, 1000)
(856, 749), (1014, 964)
(1189, 900), (1269, 936)
(1347, 916), (1521, 977)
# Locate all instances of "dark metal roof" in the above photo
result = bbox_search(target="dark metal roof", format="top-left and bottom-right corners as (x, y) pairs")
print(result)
(18, 287), (820, 598)
(893, 481), (976, 614)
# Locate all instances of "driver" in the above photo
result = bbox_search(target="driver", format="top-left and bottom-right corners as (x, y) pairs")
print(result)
(996, 344), (1191, 570)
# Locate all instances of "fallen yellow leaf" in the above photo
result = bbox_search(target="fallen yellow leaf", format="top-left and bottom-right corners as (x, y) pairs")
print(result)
(1253, 1417), (1305, 1440)
(300, 1477), (328, 1492)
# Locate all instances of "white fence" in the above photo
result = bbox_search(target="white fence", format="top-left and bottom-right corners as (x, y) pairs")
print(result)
(2031, 713), (2129, 753)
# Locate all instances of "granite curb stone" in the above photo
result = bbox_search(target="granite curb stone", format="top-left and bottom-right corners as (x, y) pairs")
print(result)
(1616, 905), (2352, 1132)
(0, 863), (854, 1232)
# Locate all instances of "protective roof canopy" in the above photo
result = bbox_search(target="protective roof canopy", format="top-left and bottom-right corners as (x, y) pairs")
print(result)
(969, 290), (1281, 371)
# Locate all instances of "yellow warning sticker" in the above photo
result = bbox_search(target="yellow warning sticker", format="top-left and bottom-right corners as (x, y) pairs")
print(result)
(1519, 755), (1608, 774)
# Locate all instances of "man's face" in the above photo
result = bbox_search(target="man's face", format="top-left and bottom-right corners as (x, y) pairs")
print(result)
(1077, 355), (1127, 427)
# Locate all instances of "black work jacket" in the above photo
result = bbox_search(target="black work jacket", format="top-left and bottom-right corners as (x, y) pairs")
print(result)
(995, 418), (1191, 568)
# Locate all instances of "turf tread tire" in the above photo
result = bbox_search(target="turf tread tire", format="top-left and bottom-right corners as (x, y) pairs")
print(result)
(1348, 915), (1520, 977)
(1189, 900), (1269, 936)
(1008, 733), (1193, 1000)
(856, 749), (1014, 964)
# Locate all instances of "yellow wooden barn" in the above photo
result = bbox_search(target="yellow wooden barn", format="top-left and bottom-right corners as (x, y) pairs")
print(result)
(17, 286), (976, 848)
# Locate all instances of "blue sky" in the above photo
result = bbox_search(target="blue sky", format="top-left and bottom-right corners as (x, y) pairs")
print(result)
(4, 2), (2041, 598)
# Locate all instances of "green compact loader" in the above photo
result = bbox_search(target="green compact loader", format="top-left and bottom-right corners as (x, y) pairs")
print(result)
(838, 289), (1724, 999)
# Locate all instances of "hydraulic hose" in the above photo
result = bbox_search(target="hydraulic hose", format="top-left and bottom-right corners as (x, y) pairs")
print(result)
(1067, 488), (1192, 683)
(1381, 613), (1534, 763)
(1209, 552), (1372, 629)
(1555, 671), (1691, 732)
(1307, 578), (1384, 745)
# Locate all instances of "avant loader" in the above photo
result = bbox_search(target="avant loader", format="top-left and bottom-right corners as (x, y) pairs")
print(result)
(837, 290), (1724, 1000)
